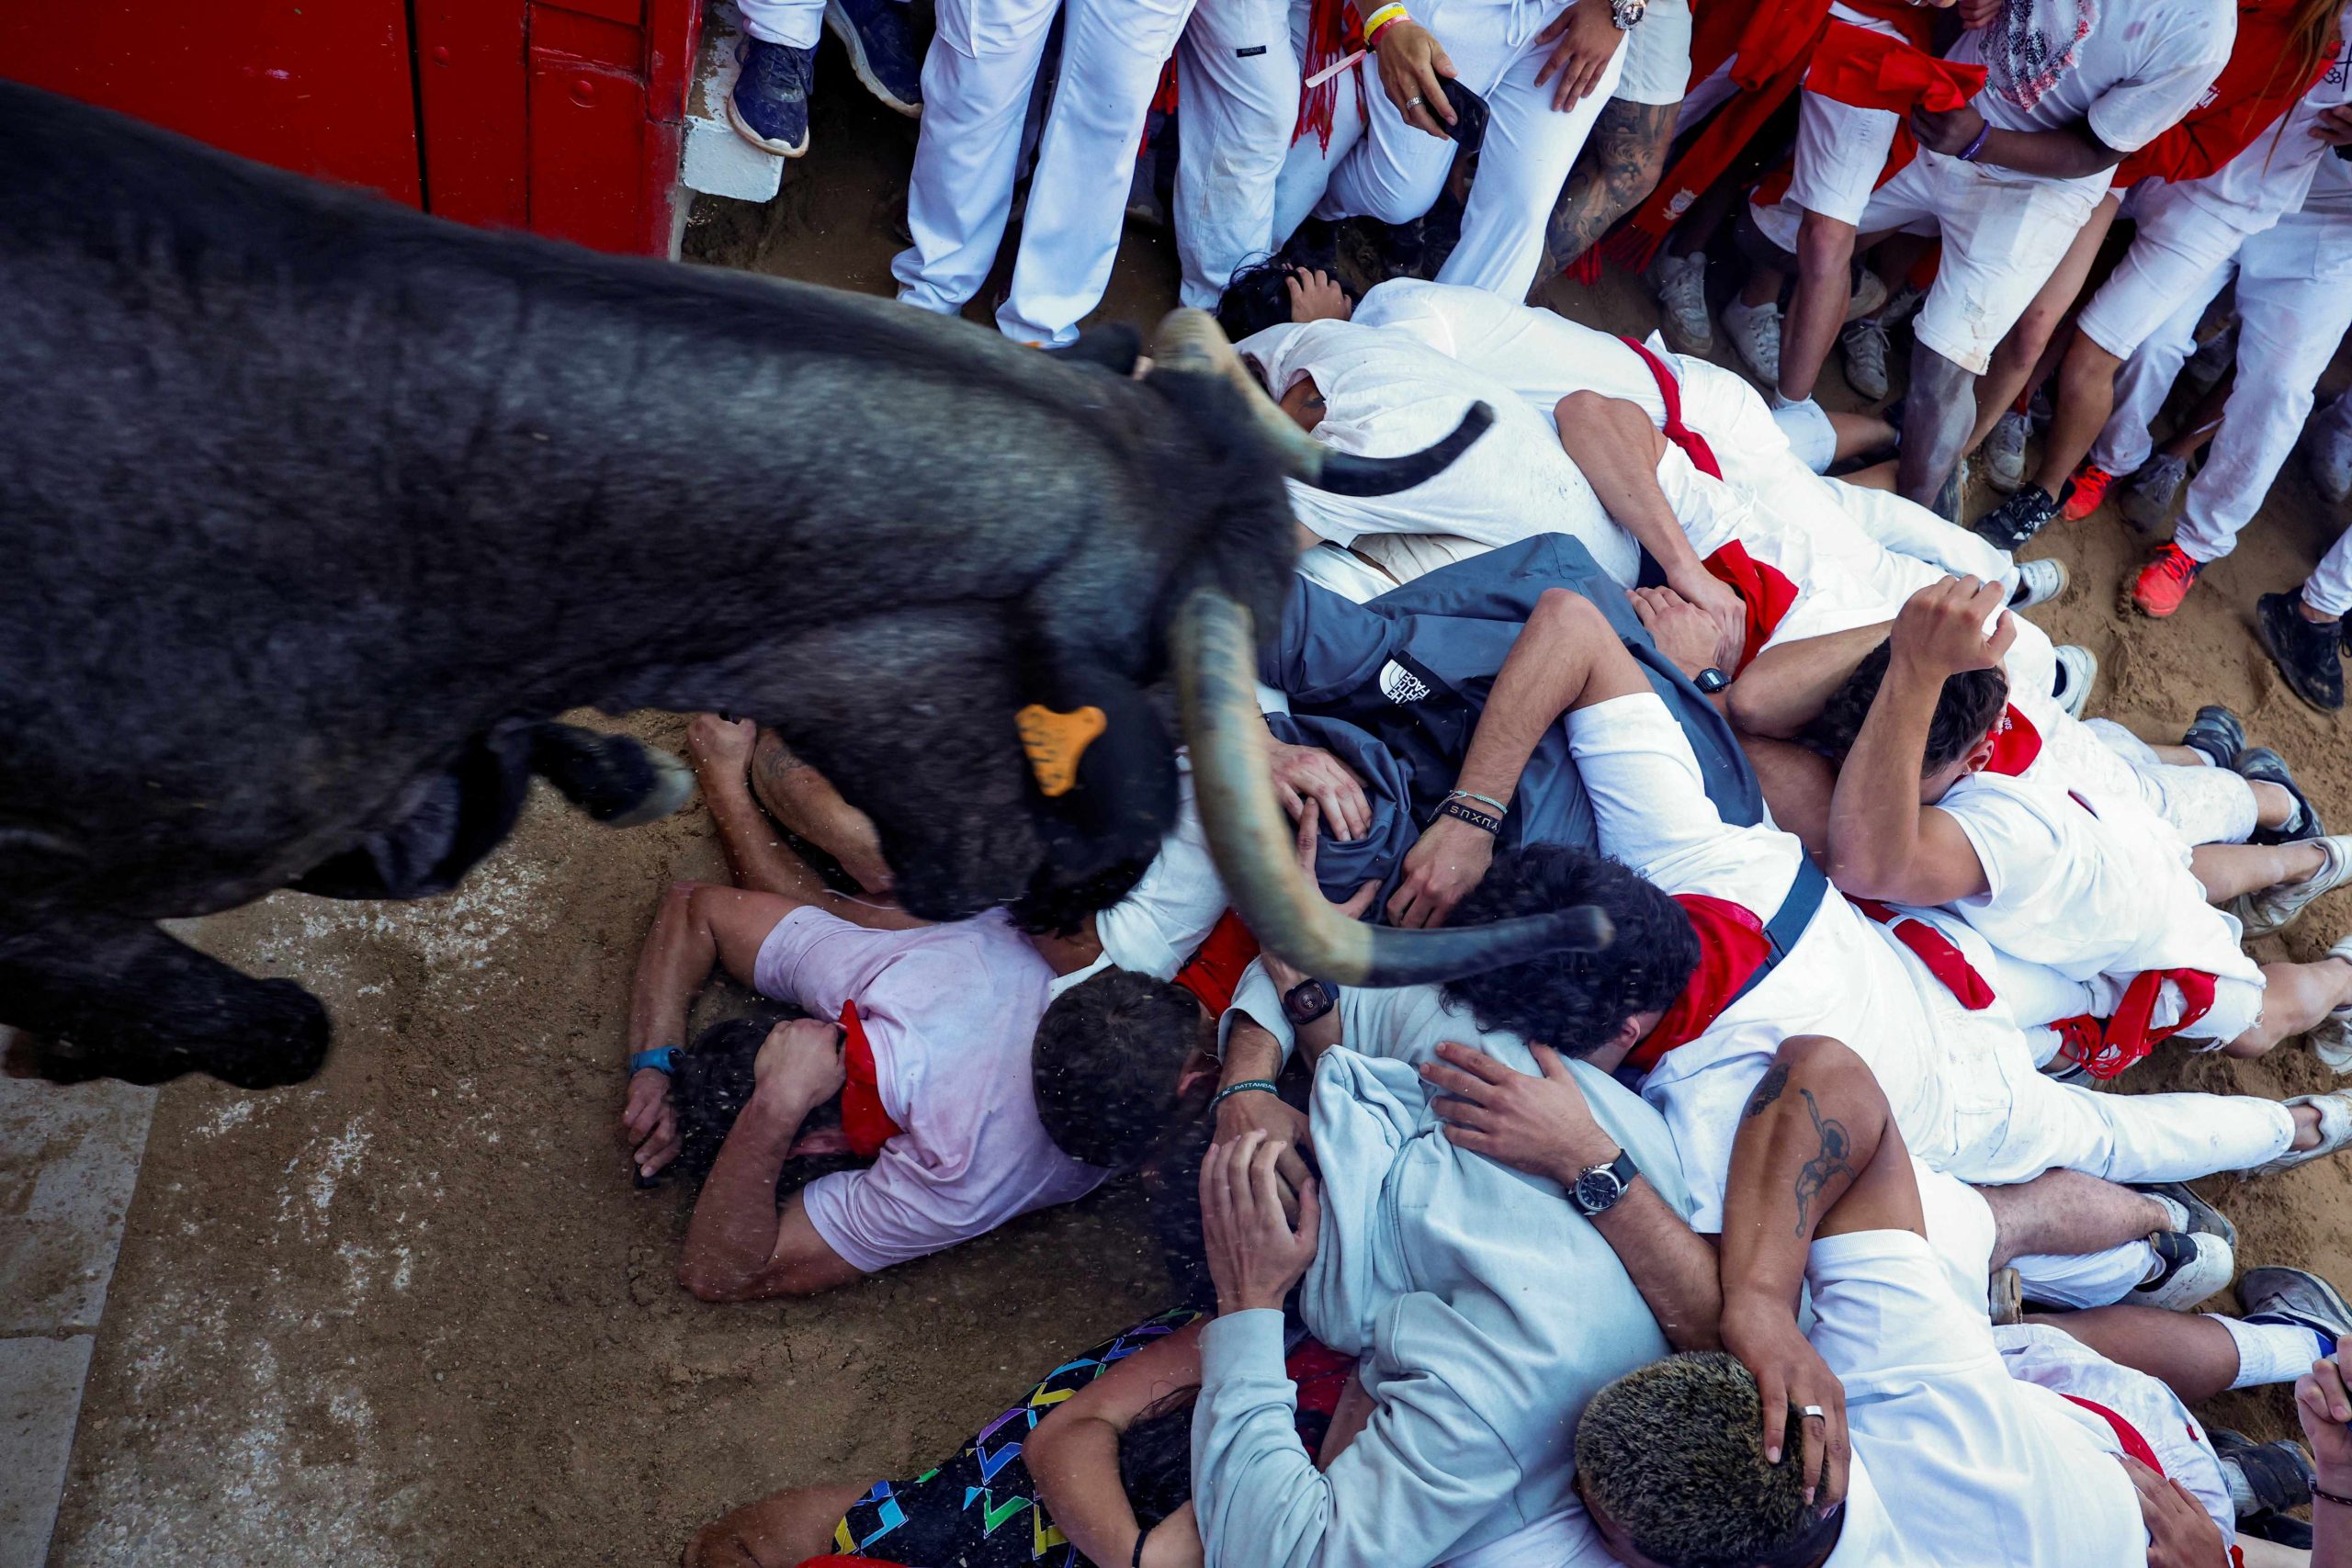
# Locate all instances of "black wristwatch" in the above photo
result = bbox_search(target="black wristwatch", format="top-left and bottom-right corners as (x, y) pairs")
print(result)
(1694, 666), (1731, 694)
(1283, 977), (1339, 1027)
(1570, 1149), (1641, 1216)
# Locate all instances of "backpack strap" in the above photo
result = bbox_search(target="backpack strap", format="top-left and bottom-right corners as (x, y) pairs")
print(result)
(1725, 858), (1827, 1010)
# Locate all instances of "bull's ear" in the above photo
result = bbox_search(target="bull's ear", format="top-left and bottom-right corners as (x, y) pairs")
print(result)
(1017, 666), (1177, 877)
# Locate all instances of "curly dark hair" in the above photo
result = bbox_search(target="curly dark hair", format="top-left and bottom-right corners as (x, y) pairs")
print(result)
(1215, 254), (1357, 343)
(669, 1010), (863, 1198)
(1032, 969), (1207, 1170)
(1009, 853), (1155, 941)
(1439, 845), (1700, 1057)
(1804, 638), (2010, 774)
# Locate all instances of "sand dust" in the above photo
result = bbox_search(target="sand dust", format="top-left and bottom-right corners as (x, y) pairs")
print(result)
(45, 43), (2352, 1565)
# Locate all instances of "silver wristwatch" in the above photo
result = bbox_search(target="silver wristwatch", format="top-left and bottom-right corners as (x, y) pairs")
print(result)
(1571, 1149), (1640, 1216)
(1608, 0), (1645, 28)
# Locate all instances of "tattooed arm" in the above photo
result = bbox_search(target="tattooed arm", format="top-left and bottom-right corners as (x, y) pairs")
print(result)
(1715, 1034), (1927, 1507)
(1540, 98), (1679, 283)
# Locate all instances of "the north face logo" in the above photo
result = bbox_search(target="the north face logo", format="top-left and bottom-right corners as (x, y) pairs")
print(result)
(1379, 660), (1430, 703)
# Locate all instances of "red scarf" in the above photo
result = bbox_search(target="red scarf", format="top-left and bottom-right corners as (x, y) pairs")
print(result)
(2048, 968), (2221, 1081)
(1296, 0), (1370, 151)
(1175, 909), (1261, 1016)
(1850, 900), (1997, 1010)
(1983, 704), (2043, 776)
(1628, 894), (1774, 1073)
(1809, 20), (1988, 114)
(838, 999), (905, 1158)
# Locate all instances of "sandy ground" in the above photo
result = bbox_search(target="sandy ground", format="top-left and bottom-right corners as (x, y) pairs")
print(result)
(40, 40), (2352, 1565)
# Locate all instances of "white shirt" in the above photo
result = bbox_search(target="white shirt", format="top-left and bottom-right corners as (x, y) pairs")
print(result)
(2177, 36), (2352, 229)
(1949, 0), (2233, 152)
(1939, 769), (2260, 989)
(753, 908), (1103, 1272)
(1050, 765), (1232, 999)
(1812, 1230), (2147, 1568)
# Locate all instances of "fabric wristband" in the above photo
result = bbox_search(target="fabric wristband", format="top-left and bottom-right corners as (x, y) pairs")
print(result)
(628, 1045), (682, 1077)
(1446, 787), (1509, 816)
(1958, 121), (1992, 162)
(1439, 797), (1502, 835)
(1363, 2), (1410, 45)
(1210, 1079), (1282, 1113)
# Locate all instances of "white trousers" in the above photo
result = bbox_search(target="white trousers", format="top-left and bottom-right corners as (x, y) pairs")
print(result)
(1274, 0), (1626, 298)
(894, 0), (1194, 347)
(740, 0), (828, 47)
(1917, 1163), (2156, 1314)
(1175, 0), (1298, 308)
(2020, 708), (2260, 847)
(2075, 184), (2264, 362)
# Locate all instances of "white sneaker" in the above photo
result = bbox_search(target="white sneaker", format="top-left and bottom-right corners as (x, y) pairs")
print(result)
(1841, 318), (1891, 401)
(2311, 399), (2352, 505)
(2127, 1230), (2235, 1311)
(1653, 253), (1713, 355)
(2009, 558), (2069, 611)
(1984, 411), (2030, 495)
(2052, 644), (2098, 718)
(2306, 934), (2352, 1072)
(1722, 297), (1783, 387)
(2229, 837), (2352, 938)
(2247, 1090), (2352, 1175)
(1845, 268), (1889, 323)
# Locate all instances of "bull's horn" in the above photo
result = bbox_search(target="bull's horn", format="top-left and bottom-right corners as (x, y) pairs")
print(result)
(1173, 586), (1611, 987)
(1148, 309), (1496, 499)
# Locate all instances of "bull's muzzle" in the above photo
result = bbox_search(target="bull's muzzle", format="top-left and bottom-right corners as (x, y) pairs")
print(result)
(1147, 310), (1495, 497)
(1174, 587), (1611, 987)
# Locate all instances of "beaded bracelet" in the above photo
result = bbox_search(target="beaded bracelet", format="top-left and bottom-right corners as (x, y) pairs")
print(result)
(2317, 1483), (2352, 1509)
(1363, 2), (1410, 46)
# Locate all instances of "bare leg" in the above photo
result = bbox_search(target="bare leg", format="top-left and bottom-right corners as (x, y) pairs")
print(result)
(1897, 341), (1978, 509)
(1827, 412), (1897, 461)
(2158, 367), (2234, 461)
(1980, 1168), (2172, 1270)
(1542, 98), (1680, 279)
(1781, 209), (1857, 403)
(747, 728), (895, 895)
(1739, 265), (1786, 310)
(2192, 840), (2329, 905)
(2020, 1305), (2243, 1403)
(2235, 1539), (2312, 1568)
(2030, 331), (2126, 496)
(1838, 457), (1899, 491)
(1964, 194), (2119, 453)
(686, 1478), (878, 1568)
(2222, 956), (2352, 1059)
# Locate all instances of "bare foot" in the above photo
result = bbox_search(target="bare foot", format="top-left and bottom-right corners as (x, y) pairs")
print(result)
(684, 714), (758, 784)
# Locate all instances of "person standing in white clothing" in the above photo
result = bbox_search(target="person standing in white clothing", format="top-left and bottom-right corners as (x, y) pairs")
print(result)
(1172, 0), (1300, 309)
(1528, 0), (1693, 279)
(893, 0), (1194, 348)
(1270, 0), (1646, 299)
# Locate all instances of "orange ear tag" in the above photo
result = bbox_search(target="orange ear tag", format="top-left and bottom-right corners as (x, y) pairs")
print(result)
(1016, 704), (1107, 797)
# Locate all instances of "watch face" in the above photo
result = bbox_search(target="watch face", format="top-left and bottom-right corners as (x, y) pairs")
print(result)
(1576, 1167), (1624, 1213)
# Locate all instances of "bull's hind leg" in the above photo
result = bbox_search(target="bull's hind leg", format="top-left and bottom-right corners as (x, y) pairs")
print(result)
(0, 917), (330, 1088)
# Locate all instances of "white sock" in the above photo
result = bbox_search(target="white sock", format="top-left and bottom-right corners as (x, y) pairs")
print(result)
(2213, 1313), (2335, 1388)
(2148, 1194), (2192, 1232)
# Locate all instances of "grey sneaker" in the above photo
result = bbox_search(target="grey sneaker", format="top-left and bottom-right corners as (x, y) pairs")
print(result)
(2245, 1092), (2352, 1176)
(2120, 453), (2190, 532)
(1984, 411), (2030, 494)
(2212, 1429), (2318, 1517)
(2127, 1228), (2234, 1310)
(1722, 296), (1783, 386)
(1653, 252), (1714, 355)
(2312, 400), (2352, 505)
(1841, 317), (1891, 401)
(2138, 1179), (2239, 1248)
(1845, 267), (1890, 323)
(2228, 837), (2352, 938)
(2052, 644), (2099, 718)
(2180, 704), (2245, 771)
(2305, 933), (2352, 1072)
(2238, 1265), (2352, 1342)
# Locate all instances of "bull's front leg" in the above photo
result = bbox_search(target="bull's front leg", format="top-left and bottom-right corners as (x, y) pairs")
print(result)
(0, 917), (331, 1088)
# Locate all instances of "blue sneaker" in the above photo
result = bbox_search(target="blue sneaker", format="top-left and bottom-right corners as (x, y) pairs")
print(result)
(826, 0), (925, 117)
(729, 37), (815, 158)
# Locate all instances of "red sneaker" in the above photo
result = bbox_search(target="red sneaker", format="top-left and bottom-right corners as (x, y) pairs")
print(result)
(2132, 544), (2204, 617)
(2060, 464), (2118, 522)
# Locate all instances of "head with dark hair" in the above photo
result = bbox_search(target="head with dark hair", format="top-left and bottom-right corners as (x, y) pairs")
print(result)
(1118, 1391), (1204, 1531)
(1804, 638), (2009, 801)
(1215, 254), (1358, 344)
(669, 1010), (863, 1195)
(1010, 853), (1155, 941)
(1576, 1353), (1836, 1568)
(1032, 969), (1208, 1170)
(1439, 845), (1700, 1059)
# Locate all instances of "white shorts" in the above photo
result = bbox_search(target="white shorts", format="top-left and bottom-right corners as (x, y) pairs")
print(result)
(1783, 89), (1902, 230)
(1613, 0), (1693, 105)
(1805, 151), (2109, 375)
(2075, 184), (2256, 360)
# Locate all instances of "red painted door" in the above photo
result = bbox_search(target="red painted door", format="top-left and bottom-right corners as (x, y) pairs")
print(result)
(0, 0), (422, 206)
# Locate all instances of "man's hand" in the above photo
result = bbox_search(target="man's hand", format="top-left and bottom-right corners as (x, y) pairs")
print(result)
(1388, 811), (1495, 929)
(1286, 268), (1353, 324)
(752, 1017), (846, 1111)
(1889, 575), (2016, 680)
(1202, 1130), (1321, 1314)
(2295, 1353), (2352, 1489)
(2315, 104), (2352, 149)
(1269, 738), (1373, 842)
(2120, 1455), (2224, 1568)
(622, 1067), (681, 1179)
(1420, 1042), (1617, 1183)
(1658, 567), (1747, 672)
(1374, 19), (1458, 138)
(1632, 584), (1732, 679)
(1533, 0), (1625, 110)
(1720, 1295), (1849, 1508)
(1910, 102), (1987, 157)
(1262, 800), (1381, 993)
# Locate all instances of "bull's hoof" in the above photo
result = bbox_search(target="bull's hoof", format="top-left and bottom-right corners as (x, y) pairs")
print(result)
(6, 977), (332, 1089)
(602, 745), (696, 829)
(529, 724), (698, 828)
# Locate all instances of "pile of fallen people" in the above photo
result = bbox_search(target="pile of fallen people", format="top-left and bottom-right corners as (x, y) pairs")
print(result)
(614, 268), (2352, 1568)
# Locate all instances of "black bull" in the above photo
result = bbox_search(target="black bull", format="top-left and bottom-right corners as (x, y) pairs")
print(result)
(0, 82), (1604, 1089)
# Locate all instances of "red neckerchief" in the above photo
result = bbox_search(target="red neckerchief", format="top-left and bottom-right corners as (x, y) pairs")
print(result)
(1175, 909), (1260, 1017)
(1983, 704), (2043, 776)
(1808, 20), (1988, 114)
(837, 999), (904, 1157)
(1849, 900), (1996, 1010)
(1627, 895), (1773, 1074)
